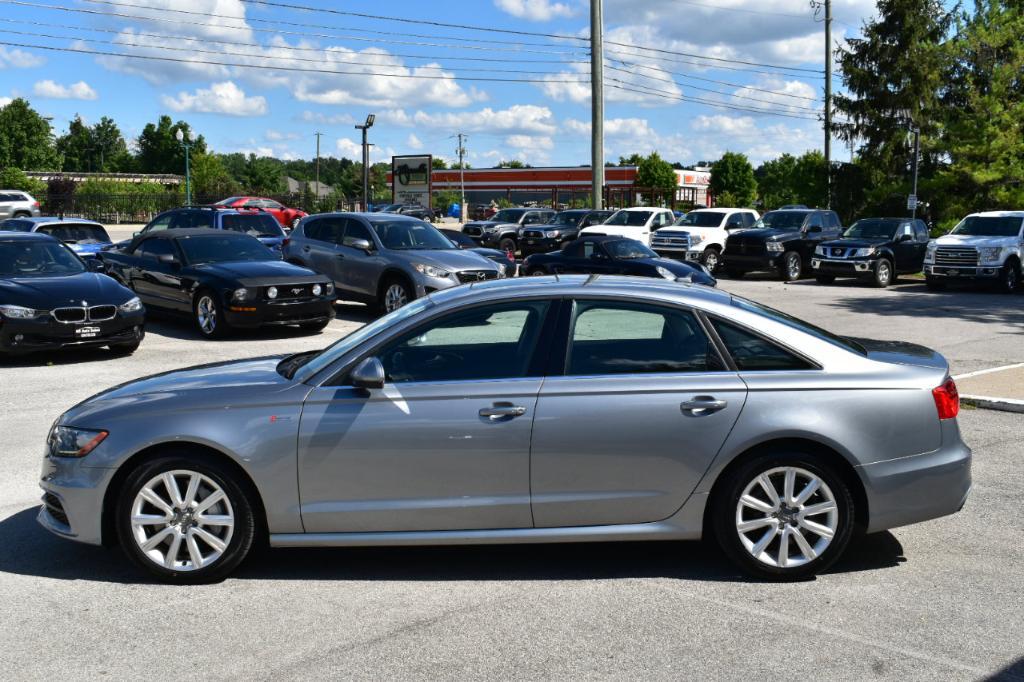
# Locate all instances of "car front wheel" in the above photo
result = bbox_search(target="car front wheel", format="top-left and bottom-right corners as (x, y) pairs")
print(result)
(872, 258), (894, 288)
(998, 260), (1020, 294)
(498, 237), (517, 257)
(116, 455), (256, 583)
(713, 454), (854, 580)
(380, 278), (414, 314)
(780, 252), (802, 281)
(194, 291), (230, 339)
(702, 248), (721, 273)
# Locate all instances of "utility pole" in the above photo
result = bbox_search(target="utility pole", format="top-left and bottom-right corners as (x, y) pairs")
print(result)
(910, 125), (920, 219)
(824, 0), (832, 209)
(355, 114), (375, 211)
(314, 131), (323, 199)
(456, 133), (467, 222)
(590, 0), (604, 210)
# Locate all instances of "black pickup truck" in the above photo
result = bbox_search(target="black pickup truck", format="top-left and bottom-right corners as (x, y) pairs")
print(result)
(722, 209), (843, 281)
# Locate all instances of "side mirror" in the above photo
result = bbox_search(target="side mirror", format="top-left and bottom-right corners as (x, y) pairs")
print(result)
(133, 231), (140, 238)
(807, 225), (823, 233)
(347, 238), (373, 252)
(350, 357), (385, 389)
(86, 258), (106, 273)
(157, 253), (179, 265)
(898, 233), (914, 242)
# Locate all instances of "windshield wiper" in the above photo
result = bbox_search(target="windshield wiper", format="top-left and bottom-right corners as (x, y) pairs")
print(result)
(277, 349), (320, 379)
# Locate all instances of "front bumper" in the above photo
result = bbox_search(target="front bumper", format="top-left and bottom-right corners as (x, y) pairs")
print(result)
(521, 236), (564, 257)
(0, 312), (145, 354)
(811, 257), (878, 276)
(859, 424), (972, 533)
(38, 455), (115, 546)
(225, 297), (335, 328)
(722, 253), (780, 271)
(924, 264), (1001, 280)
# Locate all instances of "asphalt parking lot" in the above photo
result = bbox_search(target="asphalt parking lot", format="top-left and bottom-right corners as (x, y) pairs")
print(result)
(1, 277), (1022, 680)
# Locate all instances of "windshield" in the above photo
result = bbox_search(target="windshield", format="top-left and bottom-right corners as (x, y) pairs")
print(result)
(755, 211), (808, 230)
(0, 219), (33, 232)
(843, 219), (901, 239)
(373, 220), (455, 250)
(222, 214), (285, 238)
(214, 197), (244, 206)
(548, 212), (583, 226)
(290, 297), (435, 381)
(37, 223), (111, 244)
(674, 211), (726, 228)
(950, 216), (1023, 237)
(0, 240), (86, 277)
(605, 239), (656, 259)
(605, 210), (652, 226)
(732, 296), (866, 355)
(492, 209), (526, 223)
(177, 234), (277, 264)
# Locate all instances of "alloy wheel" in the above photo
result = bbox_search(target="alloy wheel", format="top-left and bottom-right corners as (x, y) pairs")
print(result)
(734, 466), (838, 568)
(1004, 264), (1019, 293)
(786, 253), (802, 280)
(876, 260), (892, 287)
(384, 283), (408, 312)
(130, 470), (235, 571)
(703, 250), (720, 273)
(196, 295), (217, 334)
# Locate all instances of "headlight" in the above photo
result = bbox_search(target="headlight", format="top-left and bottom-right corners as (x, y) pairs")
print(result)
(48, 425), (108, 458)
(979, 247), (1002, 262)
(497, 263), (508, 277)
(926, 240), (937, 252)
(232, 288), (253, 301)
(117, 296), (143, 314)
(267, 286), (278, 300)
(815, 246), (826, 256)
(413, 263), (451, 278)
(312, 283), (323, 296)
(544, 229), (562, 238)
(325, 281), (335, 295)
(689, 234), (704, 246)
(0, 304), (42, 319)
(853, 247), (876, 257)
(924, 241), (937, 261)
(766, 242), (784, 252)
(656, 266), (675, 280)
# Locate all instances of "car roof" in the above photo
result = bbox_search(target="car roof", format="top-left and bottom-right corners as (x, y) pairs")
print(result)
(968, 211), (1024, 218)
(0, 230), (59, 242)
(615, 206), (665, 212)
(12, 216), (105, 227)
(320, 212), (426, 223)
(141, 228), (245, 239)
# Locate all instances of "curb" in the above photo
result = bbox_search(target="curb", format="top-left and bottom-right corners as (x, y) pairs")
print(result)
(960, 395), (1024, 414)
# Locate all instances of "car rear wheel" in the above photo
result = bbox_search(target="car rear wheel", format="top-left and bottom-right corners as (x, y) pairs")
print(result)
(194, 291), (230, 339)
(713, 453), (854, 580)
(116, 455), (256, 583)
(380, 278), (413, 314)
(872, 259), (894, 288)
(780, 252), (802, 281)
(814, 274), (835, 285)
(13, 211), (31, 219)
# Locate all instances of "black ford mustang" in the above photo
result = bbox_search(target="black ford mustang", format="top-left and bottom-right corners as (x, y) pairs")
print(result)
(521, 235), (716, 286)
(100, 229), (335, 339)
(0, 231), (145, 355)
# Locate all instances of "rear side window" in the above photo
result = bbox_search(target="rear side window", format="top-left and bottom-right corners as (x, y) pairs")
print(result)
(567, 301), (723, 376)
(711, 319), (813, 371)
(304, 217), (345, 244)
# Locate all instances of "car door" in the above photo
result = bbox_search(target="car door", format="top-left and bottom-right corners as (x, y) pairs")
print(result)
(259, 199), (286, 225)
(530, 299), (747, 527)
(305, 216), (347, 286)
(336, 217), (383, 297)
(903, 220), (930, 272)
(131, 239), (186, 310)
(297, 299), (556, 532)
(800, 213), (828, 258)
(0, 193), (15, 218)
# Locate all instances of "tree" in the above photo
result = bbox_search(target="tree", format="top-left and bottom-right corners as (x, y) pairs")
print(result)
(240, 154), (284, 195)
(618, 153), (645, 167)
(431, 157), (448, 170)
(498, 159), (527, 168)
(635, 151), (678, 192)
(91, 117), (132, 172)
(756, 154), (799, 209)
(191, 153), (239, 199)
(0, 167), (46, 195)
(136, 115), (207, 174)
(0, 98), (61, 171)
(710, 152), (757, 206)
(56, 116), (94, 172)
(792, 151), (828, 208)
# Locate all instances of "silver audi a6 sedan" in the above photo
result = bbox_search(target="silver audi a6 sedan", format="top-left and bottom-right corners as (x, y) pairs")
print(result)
(39, 276), (971, 583)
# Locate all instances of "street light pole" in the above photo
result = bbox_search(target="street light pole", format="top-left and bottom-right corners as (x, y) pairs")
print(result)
(355, 114), (375, 211)
(175, 128), (192, 205)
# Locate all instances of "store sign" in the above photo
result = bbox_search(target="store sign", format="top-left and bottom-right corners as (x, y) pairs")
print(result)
(392, 155), (432, 207)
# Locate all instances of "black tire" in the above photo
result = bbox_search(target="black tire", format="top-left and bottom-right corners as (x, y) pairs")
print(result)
(872, 258), (894, 288)
(379, 276), (414, 315)
(108, 341), (141, 356)
(193, 290), (231, 339)
(779, 251), (802, 281)
(997, 260), (1020, 294)
(115, 454), (257, 584)
(13, 211), (30, 219)
(701, 247), (722, 274)
(712, 452), (855, 580)
(924, 276), (946, 291)
(498, 236), (518, 257)
(725, 268), (745, 279)
(814, 274), (835, 285)
(299, 319), (330, 333)
(526, 267), (547, 276)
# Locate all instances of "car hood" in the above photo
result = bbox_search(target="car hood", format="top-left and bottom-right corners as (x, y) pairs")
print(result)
(933, 234), (1019, 248)
(0, 272), (133, 308)
(191, 259), (324, 285)
(819, 237), (893, 249)
(732, 228), (802, 242)
(387, 248), (499, 271)
(464, 220), (517, 230)
(470, 247), (511, 260)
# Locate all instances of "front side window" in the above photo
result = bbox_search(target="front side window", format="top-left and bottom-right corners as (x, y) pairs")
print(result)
(373, 220), (455, 251)
(343, 220), (375, 247)
(136, 239), (176, 260)
(711, 319), (813, 371)
(377, 301), (551, 383)
(915, 221), (930, 241)
(567, 301), (720, 376)
(604, 239), (656, 259)
(844, 219), (901, 240)
(605, 210), (653, 227)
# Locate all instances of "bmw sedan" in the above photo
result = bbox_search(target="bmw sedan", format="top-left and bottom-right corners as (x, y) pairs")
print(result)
(38, 276), (971, 583)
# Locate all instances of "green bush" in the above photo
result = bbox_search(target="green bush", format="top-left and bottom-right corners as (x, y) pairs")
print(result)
(0, 167), (46, 195)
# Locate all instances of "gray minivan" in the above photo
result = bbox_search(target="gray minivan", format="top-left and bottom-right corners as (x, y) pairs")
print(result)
(284, 212), (504, 313)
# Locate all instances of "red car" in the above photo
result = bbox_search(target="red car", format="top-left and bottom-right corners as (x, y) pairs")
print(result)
(213, 197), (308, 229)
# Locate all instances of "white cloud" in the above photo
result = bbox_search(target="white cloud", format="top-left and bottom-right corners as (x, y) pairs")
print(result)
(32, 80), (98, 100)
(265, 129), (300, 141)
(494, 0), (576, 21)
(299, 110), (355, 125)
(0, 97), (12, 107)
(0, 46), (45, 69)
(407, 133), (424, 150)
(336, 137), (394, 164)
(162, 81), (267, 116)
(381, 105), (558, 136)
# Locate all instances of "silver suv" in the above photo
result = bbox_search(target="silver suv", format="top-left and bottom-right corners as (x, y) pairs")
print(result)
(284, 212), (505, 313)
(0, 190), (42, 220)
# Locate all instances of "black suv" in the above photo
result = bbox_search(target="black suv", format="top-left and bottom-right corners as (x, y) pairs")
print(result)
(461, 208), (556, 255)
(811, 217), (930, 288)
(520, 209), (614, 257)
(722, 209), (843, 281)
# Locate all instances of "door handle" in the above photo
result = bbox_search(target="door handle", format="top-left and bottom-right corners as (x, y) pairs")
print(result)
(680, 396), (728, 416)
(336, 253), (346, 260)
(479, 403), (527, 420)
(303, 245), (311, 252)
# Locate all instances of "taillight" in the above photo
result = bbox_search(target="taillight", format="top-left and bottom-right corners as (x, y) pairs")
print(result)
(33, 201), (40, 208)
(932, 378), (960, 420)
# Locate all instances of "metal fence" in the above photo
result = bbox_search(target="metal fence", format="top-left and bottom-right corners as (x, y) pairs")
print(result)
(40, 193), (357, 223)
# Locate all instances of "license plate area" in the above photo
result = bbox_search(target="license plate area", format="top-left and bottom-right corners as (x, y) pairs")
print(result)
(75, 326), (102, 338)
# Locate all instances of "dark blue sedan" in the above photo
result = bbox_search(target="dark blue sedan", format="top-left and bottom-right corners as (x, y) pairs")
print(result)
(522, 235), (716, 286)
(0, 216), (113, 260)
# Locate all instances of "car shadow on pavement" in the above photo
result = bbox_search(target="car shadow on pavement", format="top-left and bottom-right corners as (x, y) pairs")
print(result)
(0, 345), (133, 368)
(0, 507), (905, 585)
(823, 287), (1024, 330)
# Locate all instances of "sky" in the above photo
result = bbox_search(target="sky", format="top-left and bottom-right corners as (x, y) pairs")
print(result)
(0, 0), (879, 168)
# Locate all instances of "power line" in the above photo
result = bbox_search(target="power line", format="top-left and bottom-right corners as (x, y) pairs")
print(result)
(606, 55), (819, 100)
(606, 80), (823, 120)
(605, 45), (825, 79)
(668, 0), (812, 19)
(605, 39), (824, 73)
(0, 39), (592, 83)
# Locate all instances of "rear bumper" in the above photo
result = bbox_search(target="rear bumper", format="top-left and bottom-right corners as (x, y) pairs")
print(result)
(924, 264), (1000, 280)
(859, 430), (972, 533)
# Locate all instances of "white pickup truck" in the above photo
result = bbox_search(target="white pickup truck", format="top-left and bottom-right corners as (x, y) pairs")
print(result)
(924, 211), (1024, 293)
(650, 208), (760, 273)
(579, 207), (675, 246)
